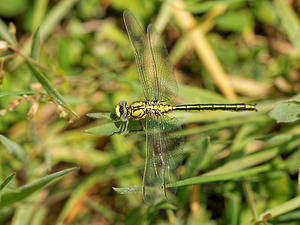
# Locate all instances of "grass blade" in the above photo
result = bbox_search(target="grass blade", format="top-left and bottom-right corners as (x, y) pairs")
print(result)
(275, 0), (300, 55)
(31, 27), (40, 60)
(84, 120), (142, 136)
(0, 91), (40, 98)
(115, 165), (272, 193)
(26, 62), (75, 115)
(32, 0), (49, 31)
(259, 196), (300, 220)
(0, 167), (77, 208)
(0, 135), (26, 162)
(84, 122), (120, 136)
(167, 164), (271, 188)
(86, 113), (112, 120)
(0, 173), (15, 192)
(258, 134), (300, 144)
(39, 0), (78, 42)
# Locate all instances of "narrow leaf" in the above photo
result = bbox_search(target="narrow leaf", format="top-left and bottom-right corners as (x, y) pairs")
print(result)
(258, 134), (300, 144)
(26, 62), (75, 115)
(84, 123), (121, 136)
(167, 164), (271, 188)
(113, 165), (272, 194)
(0, 19), (15, 46)
(0, 91), (40, 98)
(31, 27), (41, 60)
(0, 135), (26, 162)
(0, 167), (77, 208)
(0, 173), (15, 191)
(86, 113), (112, 120)
(216, 9), (254, 33)
(275, 0), (300, 55)
(259, 196), (300, 220)
(84, 120), (143, 136)
(39, 0), (78, 42)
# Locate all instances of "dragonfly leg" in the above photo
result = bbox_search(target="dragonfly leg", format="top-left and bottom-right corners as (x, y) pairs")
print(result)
(122, 120), (129, 132)
(138, 121), (145, 130)
(112, 120), (128, 135)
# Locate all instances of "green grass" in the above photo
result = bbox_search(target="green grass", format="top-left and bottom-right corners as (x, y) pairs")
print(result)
(0, 0), (300, 224)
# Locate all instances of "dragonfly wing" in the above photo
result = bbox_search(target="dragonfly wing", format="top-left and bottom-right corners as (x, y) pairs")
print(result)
(123, 9), (153, 100)
(123, 10), (178, 102)
(158, 116), (184, 201)
(124, 10), (184, 203)
(147, 24), (178, 102)
(143, 116), (184, 204)
(143, 117), (163, 204)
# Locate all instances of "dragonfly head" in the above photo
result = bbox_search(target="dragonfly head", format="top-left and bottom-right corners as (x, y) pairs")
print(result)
(115, 101), (129, 122)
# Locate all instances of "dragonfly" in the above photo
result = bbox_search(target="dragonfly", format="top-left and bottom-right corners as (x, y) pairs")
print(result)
(115, 9), (257, 204)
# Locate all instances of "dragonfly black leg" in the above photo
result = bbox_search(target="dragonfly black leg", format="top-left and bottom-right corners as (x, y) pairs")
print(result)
(122, 120), (129, 132)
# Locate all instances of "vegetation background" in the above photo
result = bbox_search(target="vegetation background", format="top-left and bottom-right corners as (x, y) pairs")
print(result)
(0, 0), (300, 224)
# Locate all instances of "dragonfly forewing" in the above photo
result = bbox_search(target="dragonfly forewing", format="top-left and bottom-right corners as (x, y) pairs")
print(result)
(123, 9), (154, 100)
(147, 25), (178, 103)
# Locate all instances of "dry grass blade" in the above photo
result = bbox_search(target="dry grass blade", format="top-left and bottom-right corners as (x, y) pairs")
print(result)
(173, 0), (236, 100)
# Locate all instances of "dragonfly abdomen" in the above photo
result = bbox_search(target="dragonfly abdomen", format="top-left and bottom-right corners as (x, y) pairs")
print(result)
(172, 104), (257, 112)
(129, 102), (256, 120)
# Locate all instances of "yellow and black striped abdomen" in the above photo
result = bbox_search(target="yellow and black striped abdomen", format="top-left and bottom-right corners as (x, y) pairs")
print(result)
(172, 104), (257, 112)
(129, 102), (257, 120)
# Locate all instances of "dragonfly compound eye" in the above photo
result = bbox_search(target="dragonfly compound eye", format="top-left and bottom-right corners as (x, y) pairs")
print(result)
(115, 101), (128, 122)
(115, 100), (128, 118)
(115, 104), (121, 118)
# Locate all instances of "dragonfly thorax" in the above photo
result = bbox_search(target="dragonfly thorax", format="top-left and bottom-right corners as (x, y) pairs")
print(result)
(130, 100), (173, 120)
(116, 100), (173, 122)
